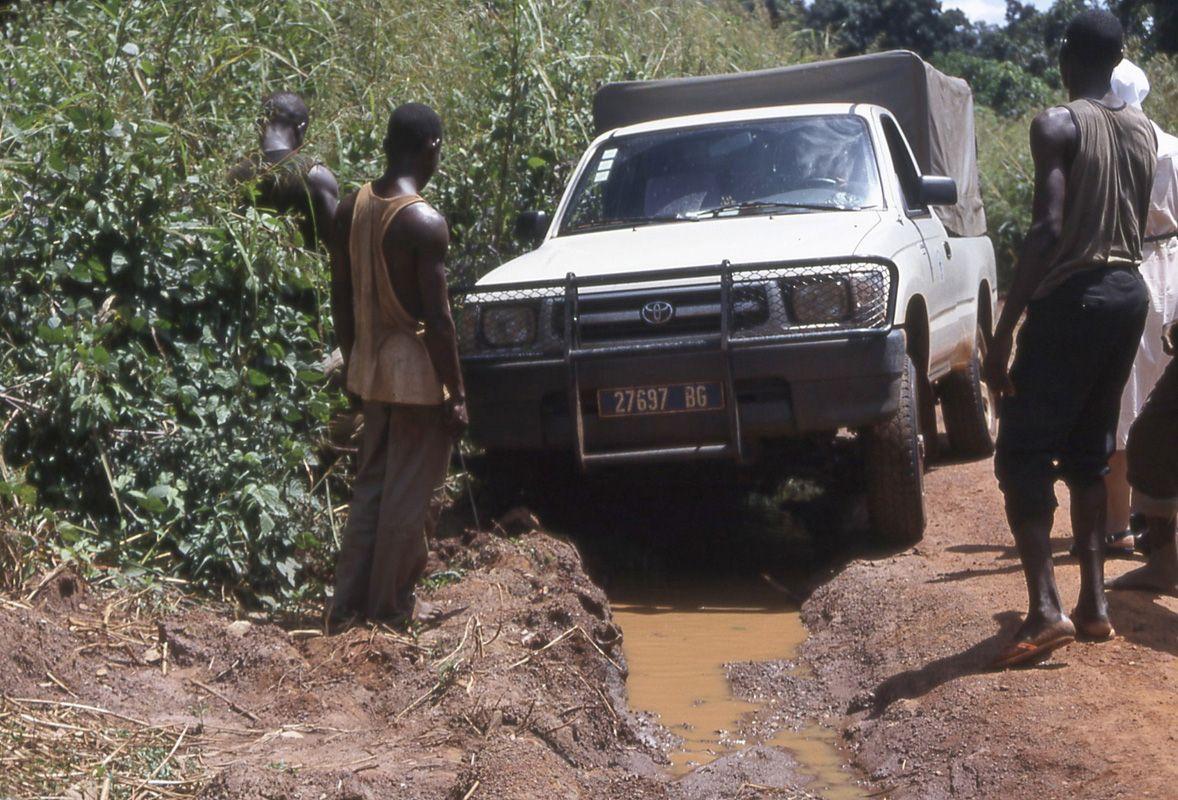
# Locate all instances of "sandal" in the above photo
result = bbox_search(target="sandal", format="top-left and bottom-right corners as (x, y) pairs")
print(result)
(991, 619), (1076, 669)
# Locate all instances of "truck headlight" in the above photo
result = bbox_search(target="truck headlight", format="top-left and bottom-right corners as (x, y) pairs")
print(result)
(481, 305), (537, 347)
(789, 276), (856, 325)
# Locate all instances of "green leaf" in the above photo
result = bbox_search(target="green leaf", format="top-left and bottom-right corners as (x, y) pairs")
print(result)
(246, 368), (270, 387)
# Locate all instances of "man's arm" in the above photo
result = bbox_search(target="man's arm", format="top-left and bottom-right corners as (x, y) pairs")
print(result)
(983, 107), (1076, 397)
(308, 164), (340, 247)
(330, 192), (357, 373)
(399, 205), (467, 435)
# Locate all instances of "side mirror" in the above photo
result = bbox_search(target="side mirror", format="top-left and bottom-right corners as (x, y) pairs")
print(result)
(919, 175), (958, 207)
(514, 210), (551, 247)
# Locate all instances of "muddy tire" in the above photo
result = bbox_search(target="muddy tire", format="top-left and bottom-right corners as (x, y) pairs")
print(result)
(940, 325), (997, 459)
(862, 356), (926, 546)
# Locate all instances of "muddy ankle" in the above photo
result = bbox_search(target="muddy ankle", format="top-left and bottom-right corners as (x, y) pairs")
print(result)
(1015, 612), (1075, 641)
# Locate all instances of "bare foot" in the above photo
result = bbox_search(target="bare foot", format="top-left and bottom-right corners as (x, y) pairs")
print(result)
(1110, 546), (1178, 596)
(1070, 607), (1115, 640)
(1071, 589), (1114, 641)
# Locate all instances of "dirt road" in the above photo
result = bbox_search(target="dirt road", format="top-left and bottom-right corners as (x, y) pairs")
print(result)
(775, 456), (1178, 799)
(4, 454), (1177, 799)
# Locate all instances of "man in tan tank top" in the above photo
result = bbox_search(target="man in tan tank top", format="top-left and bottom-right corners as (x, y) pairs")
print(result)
(983, 10), (1156, 668)
(328, 103), (468, 627)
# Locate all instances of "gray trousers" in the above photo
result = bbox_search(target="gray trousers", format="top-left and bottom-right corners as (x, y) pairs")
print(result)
(332, 402), (451, 621)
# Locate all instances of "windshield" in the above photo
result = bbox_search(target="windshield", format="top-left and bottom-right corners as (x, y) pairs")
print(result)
(559, 115), (884, 235)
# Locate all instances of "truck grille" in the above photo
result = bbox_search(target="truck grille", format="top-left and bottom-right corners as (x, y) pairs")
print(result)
(551, 285), (769, 344)
(454, 259), (894, 358)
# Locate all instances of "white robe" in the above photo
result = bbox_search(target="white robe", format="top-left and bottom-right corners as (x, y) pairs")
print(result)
(1117, 124), (1178, 448)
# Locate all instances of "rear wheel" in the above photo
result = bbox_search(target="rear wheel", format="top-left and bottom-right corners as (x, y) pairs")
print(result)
(940, 323), (997, 459)
(862, 356), (926, 547)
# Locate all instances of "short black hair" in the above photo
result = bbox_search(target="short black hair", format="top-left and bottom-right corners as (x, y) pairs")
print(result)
(1062, 9), (1124, 70)
(384, 103), (443, 157)
(262, 92), (309, 127)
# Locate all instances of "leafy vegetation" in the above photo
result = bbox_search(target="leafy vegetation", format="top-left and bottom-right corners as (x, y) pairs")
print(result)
(0, 0), (809, 605)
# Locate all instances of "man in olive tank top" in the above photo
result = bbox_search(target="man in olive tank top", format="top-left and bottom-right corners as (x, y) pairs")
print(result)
(983, 10), (1157, 668)
(328, 104), (468, 627)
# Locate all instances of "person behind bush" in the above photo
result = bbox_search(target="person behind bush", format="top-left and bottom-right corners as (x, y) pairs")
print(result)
(982, 10), (1157, 668)
(1102, 60), (1178, 554)
(327, 103), (468, 627)
(229, 91), (339, 248)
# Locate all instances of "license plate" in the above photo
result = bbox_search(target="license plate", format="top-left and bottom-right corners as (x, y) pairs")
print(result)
(598, 382), (725, 418)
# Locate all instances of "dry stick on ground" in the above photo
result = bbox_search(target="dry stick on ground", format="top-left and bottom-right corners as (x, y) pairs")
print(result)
(22, 563), (67, 604)
(44, 670), (78, 698)
(507, 625), (623, 672)
(395, 669), (458, 722)
(10, 697), (152, 728)
(461, 780), (480, 800)
(186, 678), (261, 723)
(131, 724), (188, 796)
(433, 615), (476, 668)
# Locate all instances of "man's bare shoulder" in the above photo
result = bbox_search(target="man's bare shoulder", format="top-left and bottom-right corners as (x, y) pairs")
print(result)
(1030, 106), (1078, 152)
(398, 201), (449, 248)
(308, 163), (340, 196)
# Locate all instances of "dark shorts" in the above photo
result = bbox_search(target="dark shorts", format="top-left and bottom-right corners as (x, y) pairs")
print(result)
(1127, 355), (1178, 516)
(995, 267), (1149, 519)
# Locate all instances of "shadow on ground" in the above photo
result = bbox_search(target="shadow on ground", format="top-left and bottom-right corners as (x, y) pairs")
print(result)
(470, 456), (897, 600)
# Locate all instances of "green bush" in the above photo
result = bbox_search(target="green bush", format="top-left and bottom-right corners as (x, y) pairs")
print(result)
(934, 52), (1055, 119)
(0, 0), (809, 604)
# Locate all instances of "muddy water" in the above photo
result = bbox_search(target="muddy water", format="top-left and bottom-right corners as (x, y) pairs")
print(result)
(613, 590), (864, 797)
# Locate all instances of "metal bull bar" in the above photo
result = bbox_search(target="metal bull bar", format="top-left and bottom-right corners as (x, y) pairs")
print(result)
(452, 256), (898, 471)
(561, 261), (744, 470)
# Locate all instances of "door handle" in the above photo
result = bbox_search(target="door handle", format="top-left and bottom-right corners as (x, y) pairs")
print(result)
(943, 241), (952, 260)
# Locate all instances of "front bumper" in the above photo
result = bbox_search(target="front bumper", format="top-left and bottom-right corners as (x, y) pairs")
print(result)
(456, 258), (902, 467)
(464, 328), (905, 457)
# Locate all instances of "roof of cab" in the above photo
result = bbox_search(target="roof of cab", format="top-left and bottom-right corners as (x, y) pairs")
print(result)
(595, 102), (869, 141)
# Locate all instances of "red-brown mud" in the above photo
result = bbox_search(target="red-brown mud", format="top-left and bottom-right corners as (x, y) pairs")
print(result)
(740, 457), (1178, 799)
(8, 456), (1176, 799)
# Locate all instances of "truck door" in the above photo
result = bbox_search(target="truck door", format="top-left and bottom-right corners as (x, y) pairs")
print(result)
(879, 115), (956, 379)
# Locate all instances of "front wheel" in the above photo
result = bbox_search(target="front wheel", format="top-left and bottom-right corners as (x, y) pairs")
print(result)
(940, 323), (997, 459)
(862, 356), (926, 547)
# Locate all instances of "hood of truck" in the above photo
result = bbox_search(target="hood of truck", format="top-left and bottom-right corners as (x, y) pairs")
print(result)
(476, 211), (886, 286)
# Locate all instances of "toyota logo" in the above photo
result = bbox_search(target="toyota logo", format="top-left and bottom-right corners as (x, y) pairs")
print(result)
(640, 300), (675, 326)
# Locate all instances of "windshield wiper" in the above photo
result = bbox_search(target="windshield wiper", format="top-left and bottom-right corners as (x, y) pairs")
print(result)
(568, 214), (699, 231)
(691, 200), (864, 218)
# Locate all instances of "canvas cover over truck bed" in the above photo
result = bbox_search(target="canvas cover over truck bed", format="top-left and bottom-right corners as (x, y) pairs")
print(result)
(593, 50), (986, 237)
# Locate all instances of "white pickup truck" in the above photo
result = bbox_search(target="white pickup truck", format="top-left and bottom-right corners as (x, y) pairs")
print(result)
(455, 51), (998, 545)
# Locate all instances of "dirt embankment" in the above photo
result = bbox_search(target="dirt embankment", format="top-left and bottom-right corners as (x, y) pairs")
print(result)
(736, 457), (1178, 800)
(2, 514), (831, 800)
(1, 524), (681, 800)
